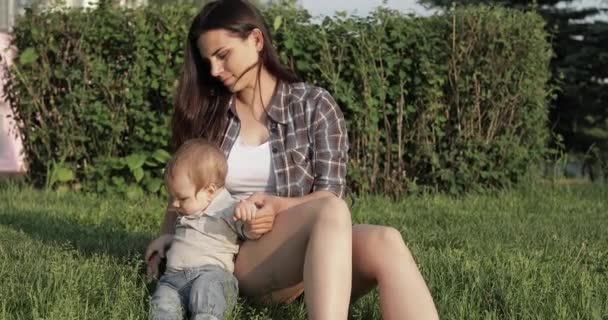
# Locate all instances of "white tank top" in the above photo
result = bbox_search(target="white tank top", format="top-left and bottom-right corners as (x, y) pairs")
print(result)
(225, 137), (276, 200)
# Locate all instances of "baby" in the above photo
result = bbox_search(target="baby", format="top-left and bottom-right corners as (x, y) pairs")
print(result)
(147, 138), (260, 320)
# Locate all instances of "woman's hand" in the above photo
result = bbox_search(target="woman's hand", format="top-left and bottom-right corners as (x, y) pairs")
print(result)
(241, 192), (282, 238)
(144, 234), (173, 281)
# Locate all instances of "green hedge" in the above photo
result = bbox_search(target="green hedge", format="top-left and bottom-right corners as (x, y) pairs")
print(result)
(4, 1), (553, 197)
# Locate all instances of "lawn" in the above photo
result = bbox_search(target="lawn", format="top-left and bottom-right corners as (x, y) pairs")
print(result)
(0, 183), (606, 319)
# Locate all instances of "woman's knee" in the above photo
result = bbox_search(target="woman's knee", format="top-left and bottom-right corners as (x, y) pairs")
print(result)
(312, 196), (351, 229)
(366, 226), (410, 257)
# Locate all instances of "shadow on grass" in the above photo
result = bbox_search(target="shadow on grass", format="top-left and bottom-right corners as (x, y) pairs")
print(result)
(0, 204), (380, 319)
(0, 207), (152, 260)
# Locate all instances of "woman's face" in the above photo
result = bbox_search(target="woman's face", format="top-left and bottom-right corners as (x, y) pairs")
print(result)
(198, 28), (263, 93)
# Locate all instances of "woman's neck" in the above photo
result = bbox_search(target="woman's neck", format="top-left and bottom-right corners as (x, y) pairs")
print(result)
(235, 66), (278, 113)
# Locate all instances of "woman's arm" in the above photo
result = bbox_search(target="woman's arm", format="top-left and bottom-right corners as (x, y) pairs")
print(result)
(255, 88), (348, 213)
(309, 89), (349, 199)
(252, 190), (337, 215)
(241, 190), (336, 238)
(144, 199), (178, 279)
(243, 88), (349, 237)
(280, 190), (337, 211)
(159, 205), (179, 235)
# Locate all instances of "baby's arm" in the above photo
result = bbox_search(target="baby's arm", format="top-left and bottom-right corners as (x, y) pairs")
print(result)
(145, 234), (173, 281)
(233, 200), (258, 222)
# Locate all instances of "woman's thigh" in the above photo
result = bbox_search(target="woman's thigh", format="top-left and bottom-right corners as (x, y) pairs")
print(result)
(233, 196), (350, 301)
(237, 223), (404, 303)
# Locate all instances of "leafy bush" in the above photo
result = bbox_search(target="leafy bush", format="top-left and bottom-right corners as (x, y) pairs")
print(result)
(4, 1), (552, 196)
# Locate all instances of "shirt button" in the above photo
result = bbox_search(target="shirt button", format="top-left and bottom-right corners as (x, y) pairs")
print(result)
(270, 127), (278, 134)
(272, 147), (278, 154)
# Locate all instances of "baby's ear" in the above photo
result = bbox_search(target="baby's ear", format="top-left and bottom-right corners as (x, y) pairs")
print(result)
(206, 183), (217, 194)
(196, 183), (216, 199)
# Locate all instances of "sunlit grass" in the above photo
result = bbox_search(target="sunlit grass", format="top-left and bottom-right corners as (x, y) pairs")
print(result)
(1, 183), (606, 319)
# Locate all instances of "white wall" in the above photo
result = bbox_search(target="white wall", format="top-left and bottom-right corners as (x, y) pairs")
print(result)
(1, 0), (149, 32)
(0, 31), (25, 173)
(0, 0), (17, 32)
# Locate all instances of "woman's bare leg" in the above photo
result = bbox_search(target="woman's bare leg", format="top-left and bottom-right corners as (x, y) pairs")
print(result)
(350, 225), (439, 320)
(234, 196), (352, 320)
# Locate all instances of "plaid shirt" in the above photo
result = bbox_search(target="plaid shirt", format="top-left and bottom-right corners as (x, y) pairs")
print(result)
(220, 82), (349, 199)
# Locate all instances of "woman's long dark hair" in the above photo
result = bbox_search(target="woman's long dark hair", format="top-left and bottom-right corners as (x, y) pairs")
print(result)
(171, 0), (299, 151)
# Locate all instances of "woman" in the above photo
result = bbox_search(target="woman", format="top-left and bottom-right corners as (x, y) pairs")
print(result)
(145, 1), (439, 319)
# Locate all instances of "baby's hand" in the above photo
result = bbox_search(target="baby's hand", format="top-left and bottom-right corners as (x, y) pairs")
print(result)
(233, 200), (258, 222)
(144, 234), (172, 282)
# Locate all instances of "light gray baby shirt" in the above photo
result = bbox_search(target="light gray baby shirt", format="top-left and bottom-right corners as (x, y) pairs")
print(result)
(165, 188), (246, 273)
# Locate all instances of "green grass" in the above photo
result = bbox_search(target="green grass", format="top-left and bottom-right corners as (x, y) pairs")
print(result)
(1, 183), (607, 319)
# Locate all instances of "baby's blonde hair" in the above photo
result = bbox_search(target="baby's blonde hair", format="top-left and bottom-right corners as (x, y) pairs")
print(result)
(164, 138), (227, 192)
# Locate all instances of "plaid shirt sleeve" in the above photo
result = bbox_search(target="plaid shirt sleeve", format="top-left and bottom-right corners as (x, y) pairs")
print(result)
(311, 89), (349, 199)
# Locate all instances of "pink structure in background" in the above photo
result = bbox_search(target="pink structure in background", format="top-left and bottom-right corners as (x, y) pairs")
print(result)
(0, 32), (25, 174)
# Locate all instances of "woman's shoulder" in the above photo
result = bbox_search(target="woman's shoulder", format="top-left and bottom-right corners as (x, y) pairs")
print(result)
(282, 82), (343, 123)
(284, 82), (335, 104)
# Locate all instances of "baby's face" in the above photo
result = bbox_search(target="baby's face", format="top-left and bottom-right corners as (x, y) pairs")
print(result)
(167, 170), (213, 216)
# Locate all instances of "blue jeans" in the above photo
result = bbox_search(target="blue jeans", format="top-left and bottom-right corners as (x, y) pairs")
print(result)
(149, 265), (238, 320)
